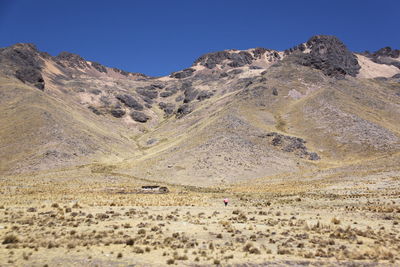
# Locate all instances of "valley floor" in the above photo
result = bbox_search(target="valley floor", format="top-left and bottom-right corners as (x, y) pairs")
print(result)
(0, 171), (399, 266)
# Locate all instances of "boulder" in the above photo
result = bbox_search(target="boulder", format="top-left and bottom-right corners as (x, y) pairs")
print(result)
(130, 111), (149, 123)
(89, 89), (102, 95)
(160, 91), (175, 98)
(110, 108), (126, 118)
(175, 95), (184, 102)
(308, 152), (320, 161)
(176, 104), (192, 118)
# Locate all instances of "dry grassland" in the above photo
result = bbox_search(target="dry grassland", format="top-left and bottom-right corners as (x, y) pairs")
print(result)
(1, 169), (399, 266)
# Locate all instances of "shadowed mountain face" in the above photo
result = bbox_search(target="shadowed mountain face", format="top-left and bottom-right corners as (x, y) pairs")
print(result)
(0, 35), (399, 186)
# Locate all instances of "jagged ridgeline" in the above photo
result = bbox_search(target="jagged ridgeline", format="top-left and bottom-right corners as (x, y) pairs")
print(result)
(0, 35), (399, 185)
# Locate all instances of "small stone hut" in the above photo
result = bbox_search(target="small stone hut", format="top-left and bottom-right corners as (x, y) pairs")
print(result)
(140, 185), (169, 194)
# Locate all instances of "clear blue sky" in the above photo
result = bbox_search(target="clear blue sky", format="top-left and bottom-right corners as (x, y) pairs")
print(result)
(0, 0), (399, 76)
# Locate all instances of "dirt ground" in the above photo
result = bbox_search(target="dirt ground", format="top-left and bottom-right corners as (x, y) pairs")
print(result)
(0, 172), (399, 266)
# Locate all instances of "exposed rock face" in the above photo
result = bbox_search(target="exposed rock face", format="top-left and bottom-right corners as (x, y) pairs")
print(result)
(0, 43), (43, 69)
(293, 35), (361, 77)
(15, 67), (45, 90)
(0, 43), (46, 90)
(227, 51), (253, 67)
(194, 51), (230, 69)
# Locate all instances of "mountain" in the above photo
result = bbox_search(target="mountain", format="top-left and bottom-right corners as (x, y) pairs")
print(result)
(1, 35), (399, 186)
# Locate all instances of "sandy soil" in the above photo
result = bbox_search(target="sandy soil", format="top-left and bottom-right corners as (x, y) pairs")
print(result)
(356, 55), (400, 79)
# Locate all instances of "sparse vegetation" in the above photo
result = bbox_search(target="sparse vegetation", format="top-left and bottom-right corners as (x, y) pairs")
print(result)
(0, 36), (400, 266)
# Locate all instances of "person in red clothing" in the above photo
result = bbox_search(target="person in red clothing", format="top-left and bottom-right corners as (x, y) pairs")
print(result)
(223, 198), (229, 206)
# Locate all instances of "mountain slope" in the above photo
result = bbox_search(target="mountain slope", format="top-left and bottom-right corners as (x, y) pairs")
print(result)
(0, 35), (399, 186)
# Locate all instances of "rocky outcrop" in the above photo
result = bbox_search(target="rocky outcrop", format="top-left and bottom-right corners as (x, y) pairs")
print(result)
(292, 35), (361, 78)
(176, 104), (192, 118)
(194, 51), (230, 69)
(0, 43), (43, 69)
(55, 51), (90, 69)
(227, 51), (253, 67)
(110, 108), (126, 118)
(130, 111), (149, 123)
(262, 132), (320, 160)
(91, 62), (107, 73)
(0, 43), (45, 90)
(362, 47), (400, 69)
(112, 67), (129, 76)
(183, 86), (199, 103)
(15, 67), (45, 90)
(159, 102), (175, 115)
(365, 47), (400, 58)
(170, 68), (195, 79)
(194, 50), (254, 69)
(252, 47), (268, 59)
(160, 91), (176, 98)
(88, 105), (102, 115)
(197, 90), (214, 101)
(136, 87), (158, 99)
(116, 94), (143, 110)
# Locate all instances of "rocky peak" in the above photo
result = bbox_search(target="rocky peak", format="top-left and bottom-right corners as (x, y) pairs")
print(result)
(55, 51), (90, 69)
(192, 48), (280, 70)
(0, 43), (42, 68)
(11, 43), (39, 51)
(0, 43), (45, 90)
(290, 35), (361, 78)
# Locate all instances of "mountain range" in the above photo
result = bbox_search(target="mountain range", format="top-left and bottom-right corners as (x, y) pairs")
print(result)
(1, 35), (399, 186)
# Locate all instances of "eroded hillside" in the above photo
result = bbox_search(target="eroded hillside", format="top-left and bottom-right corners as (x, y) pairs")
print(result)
(0, 35), (399, 186)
